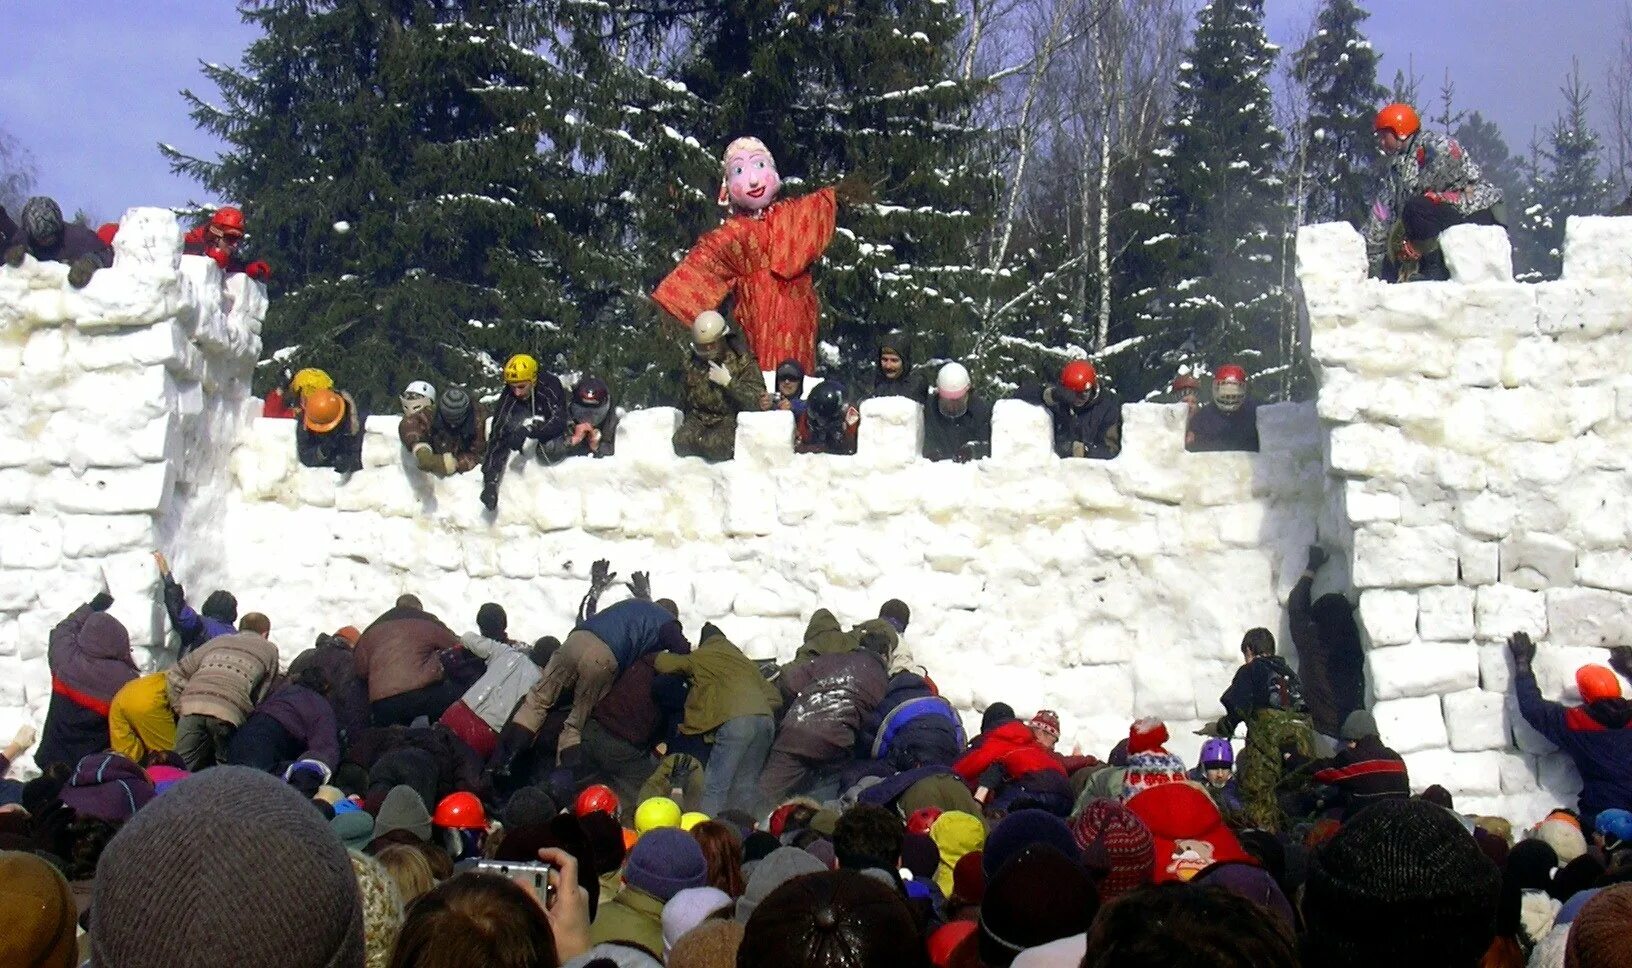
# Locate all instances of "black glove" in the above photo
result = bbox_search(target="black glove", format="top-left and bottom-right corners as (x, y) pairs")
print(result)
(627, 571), (651, 601)
(67, 255), (99, 289)
(1306, 544), (1329, 573)
(700, 621), (723, 642)
(1608, 646), (1632, 681)
(1194, 717), (1229, 738)
(590, 559), (616, 591)
(3, 245), (24, 268)
(89, 591), (115, 612)
(1508, 631), (1537, 668)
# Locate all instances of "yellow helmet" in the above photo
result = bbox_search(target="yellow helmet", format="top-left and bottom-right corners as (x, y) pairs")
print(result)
(634, 796), (682, 835)
(503, 354), (539, 385)
(290, 367), (334, 399)
(679, 811), (709, 832)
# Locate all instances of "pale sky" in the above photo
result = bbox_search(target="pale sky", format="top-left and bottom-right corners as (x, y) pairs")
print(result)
(2, 0), (1625, 219)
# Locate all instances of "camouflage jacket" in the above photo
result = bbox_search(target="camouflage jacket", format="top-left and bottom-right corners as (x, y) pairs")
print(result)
(681, 348), (766, 426)
(1364, 130), (1503, 269)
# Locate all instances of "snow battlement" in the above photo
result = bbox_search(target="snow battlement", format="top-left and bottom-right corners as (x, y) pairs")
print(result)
(2, 206), (1631, 825)
(1301, 215), (1632, 822)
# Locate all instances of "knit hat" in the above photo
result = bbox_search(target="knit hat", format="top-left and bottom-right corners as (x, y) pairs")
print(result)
(901, 831), (940, 881)
(1564, 883), (1632, 968)
(978, 845), (1099, 967)
(952, 850), (987, 903)
(737, 870), (921, 968)
(1302, 798), (1501, 968)
(1127, 717), (1169, 755)
(662, 886), (733, 955)
(1027, 709), (1061, 740)
(332, 811), (376, 850)
(60, 752), (154, 822)
(624, 827), (708, 902)
(0, 850), (77, 968)
(930, 811), (987, 896)
(1575, 664), (1623, 704)
(1533, 818), (1589, 864)
(1070, 798), (1156, 901)
(666, 918), (745, 968)
(983, 809), (1079, 879)
(981, 703), (1017, 734)
(1192, 860), (1296, 928)
(1341, 709), (1379, 741)
(879, 599), (911, 633)
(349, 850), (403, 968)
(1121, 750), (1189, 801)
(372, 785), (432, 843)
(501, 786), (558, 829)
(89, 766), (366, 968)
(1126, 783), (1249, 883)
(737, 846), (826, 924)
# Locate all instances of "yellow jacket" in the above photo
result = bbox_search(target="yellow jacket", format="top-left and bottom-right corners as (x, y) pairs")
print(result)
(109, 673), (176, 762)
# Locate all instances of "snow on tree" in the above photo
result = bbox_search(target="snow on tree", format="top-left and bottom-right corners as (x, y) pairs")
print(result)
(1515, 62), (1614, 279)
(1128, 0), (1289, 398)
(1291, 0), (1385, 228)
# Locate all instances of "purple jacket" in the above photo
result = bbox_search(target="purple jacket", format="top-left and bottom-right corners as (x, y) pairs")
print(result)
(253, 684), (340, 768)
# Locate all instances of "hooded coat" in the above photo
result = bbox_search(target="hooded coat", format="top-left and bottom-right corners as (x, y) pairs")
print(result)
(864, 330), (929, 402)
(862, 673), (966, 771)
(289, 635), (371, 750)
(39, 600), (139, 770)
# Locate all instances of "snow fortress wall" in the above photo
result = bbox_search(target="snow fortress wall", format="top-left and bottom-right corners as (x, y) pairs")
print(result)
(0, 207), (1628, 826)
(1302, 216), (1632, 823)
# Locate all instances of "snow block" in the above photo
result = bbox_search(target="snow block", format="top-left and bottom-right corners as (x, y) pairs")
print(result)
(1474, 584), (1547, 641)
(1499, 533), (1577, 591)
(1373, 696), (1449, 754)
(1442, 688), (1509, 752)
(1545, 587), (1632, 648)
(1418, 585), (1475, 641)
(1561, 215), (1632, 281)
(857, 396), (922, 467)
(1357, 589), (1417, 647)
(1367, 641), (1478, 701)
(1351, 524), (1459, 589)
(1440, 225), (1514, 284)
(1295, 223), (1368, 288)
(990, 399), (1052, 466)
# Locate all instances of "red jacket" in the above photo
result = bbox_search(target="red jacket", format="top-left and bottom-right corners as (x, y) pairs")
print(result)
(953, 720), (1068, 783)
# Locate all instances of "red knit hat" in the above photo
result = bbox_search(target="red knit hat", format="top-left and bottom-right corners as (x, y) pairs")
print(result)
(1072, 799), (1156, 901)
(1127, 717), (1169, 755)
(1027, 709), (1061, 740)
(951, 850), (986, 903)
(1126, 783), (1250, 883)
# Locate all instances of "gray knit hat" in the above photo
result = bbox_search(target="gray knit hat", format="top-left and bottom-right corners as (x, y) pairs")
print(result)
(372, 785), (432, 843)
(89, 765), (366, 967)
(736, 846), (825, 924)
(1341, 710), (1379, 741)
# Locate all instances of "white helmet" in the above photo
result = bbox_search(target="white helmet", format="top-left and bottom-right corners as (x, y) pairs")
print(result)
(402, 380), (436, 404)
(935, 362), (971, 399)
(691, 311), (727, 346)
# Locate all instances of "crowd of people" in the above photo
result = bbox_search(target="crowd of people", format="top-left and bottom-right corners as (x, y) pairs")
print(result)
(4, 542), (1632, 967)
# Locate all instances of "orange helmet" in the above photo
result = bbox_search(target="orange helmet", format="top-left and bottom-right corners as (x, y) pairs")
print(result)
(1374, 103), (1420, 140)
(432, 791), (487, 830)
(1577, 664), (1623, 704)
(1060, 360), (1097, 394)
(210, 206), (246, 238)
(575, 784), (621, 819)
(302, 388), (346, 433)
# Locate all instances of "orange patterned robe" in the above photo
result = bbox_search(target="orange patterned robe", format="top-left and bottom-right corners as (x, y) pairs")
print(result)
(652, 188), (837, 373)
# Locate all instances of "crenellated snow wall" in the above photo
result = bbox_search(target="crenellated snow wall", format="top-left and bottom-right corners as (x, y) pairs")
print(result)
(2, 206), (1630, 825)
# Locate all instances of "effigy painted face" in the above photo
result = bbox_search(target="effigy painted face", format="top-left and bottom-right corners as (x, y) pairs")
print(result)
(720, 137), (782, 213)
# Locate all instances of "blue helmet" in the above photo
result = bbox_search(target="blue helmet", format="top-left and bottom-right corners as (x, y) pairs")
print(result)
(1199, 738), (1234, 769)
(1596, 808), (1632, 845)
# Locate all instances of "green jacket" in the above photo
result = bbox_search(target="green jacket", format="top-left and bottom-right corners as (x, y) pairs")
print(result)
(793, 609), (854, 665)
(681, 348), (766, 427)
(588, 884), (665, 956)
(655, 632), (781, 735)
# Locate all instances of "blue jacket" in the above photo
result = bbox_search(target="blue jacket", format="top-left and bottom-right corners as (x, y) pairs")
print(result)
(1516, 665), (1632, 825)
(162, 575), (235, 658)
(579, 599), (686, 672)
(868, 688), (966, 770)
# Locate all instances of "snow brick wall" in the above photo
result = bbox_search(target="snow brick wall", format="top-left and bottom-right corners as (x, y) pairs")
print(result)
(2, 206), (1629, 828)
(1301, 216), (1632, 825)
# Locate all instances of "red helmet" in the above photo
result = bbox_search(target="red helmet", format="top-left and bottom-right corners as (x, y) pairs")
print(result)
(1060, 360), (1097, 394)
(210, 206), (246, 238)
(96, 223), (119, 247)
(1374, 103), (1420, 140)
(432, 791), (487, 830)
(575, 784), (621, 819)
(1213, 364), (1247, 385)
(1212, 364), (1248, 413)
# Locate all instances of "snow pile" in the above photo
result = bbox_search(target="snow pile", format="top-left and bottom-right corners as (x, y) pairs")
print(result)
(1302, 216), (1632, 824)
(0, 208), (263, 748)
(221, 395), (1322, 768)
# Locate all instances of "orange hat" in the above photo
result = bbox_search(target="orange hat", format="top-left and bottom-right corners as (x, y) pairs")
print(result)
(1543, 809), (1582, 832)
(1577, 665), (1622, 705)
(334, 626), (361, 645)
(303, 388), (346, 433)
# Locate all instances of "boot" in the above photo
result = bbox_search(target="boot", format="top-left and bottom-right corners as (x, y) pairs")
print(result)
(486, 723), (536, 784)
(480, 479), (499, 512)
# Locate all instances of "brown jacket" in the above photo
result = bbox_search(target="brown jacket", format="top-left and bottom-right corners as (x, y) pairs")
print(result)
(166, 632), (280, 726)
(353, 607), (459, 702)
(398, 405), (488, 473)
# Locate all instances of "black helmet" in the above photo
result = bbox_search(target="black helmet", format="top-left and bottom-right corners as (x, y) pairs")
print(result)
(807, 380), (846, 421)
(573, 376), (610, 408)
(438, 386), (472, 426)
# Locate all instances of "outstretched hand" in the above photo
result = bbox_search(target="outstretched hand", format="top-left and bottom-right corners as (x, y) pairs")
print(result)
(1306, 544), (1329, 573)
(590, 559), (616, 591)
(1608, 645), (1632, 681)
(1508, 631), (1537, 667)
(626, 571), (652, 601)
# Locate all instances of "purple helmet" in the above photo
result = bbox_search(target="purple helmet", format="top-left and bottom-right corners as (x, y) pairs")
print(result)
(1199, 738), (1234, 769)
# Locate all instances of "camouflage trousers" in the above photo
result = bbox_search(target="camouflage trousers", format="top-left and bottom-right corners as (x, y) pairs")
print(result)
(674, 418), (737, 461)
(1239, 708), (1316, 832)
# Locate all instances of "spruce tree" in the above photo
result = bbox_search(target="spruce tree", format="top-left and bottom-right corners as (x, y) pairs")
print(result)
(167, 0), (567, 411)
(1517, 64), (1613, 278)
(1292, 0), (1386, 227)
(1130, 0), (1288, 397)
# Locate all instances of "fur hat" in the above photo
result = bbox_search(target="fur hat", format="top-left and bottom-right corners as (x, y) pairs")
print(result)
(349, 850), (404, 968)
(1532, 818), (1589, 864)
(624, 827), (708, 903)
(89, 766), (365, 968)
